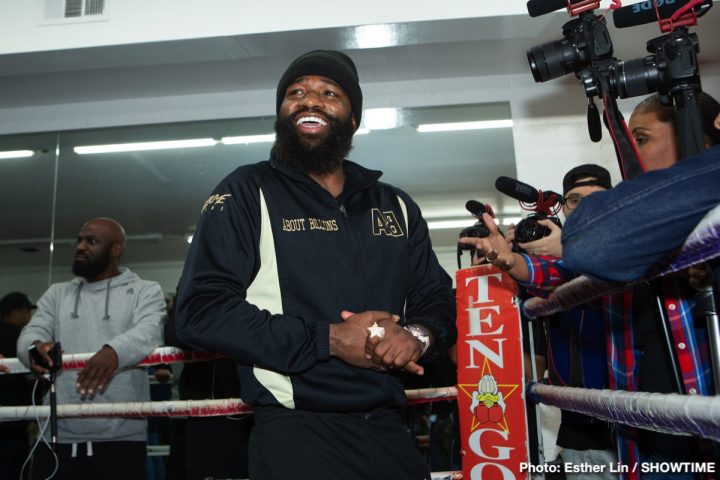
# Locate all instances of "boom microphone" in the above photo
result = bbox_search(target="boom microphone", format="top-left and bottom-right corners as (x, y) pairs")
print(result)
(526, 0), (569, 17)
(465, 200), (487, 217)
(495, 176), (540, 204)
(466, 200), (496, 218)
(612, 0), (712, 28)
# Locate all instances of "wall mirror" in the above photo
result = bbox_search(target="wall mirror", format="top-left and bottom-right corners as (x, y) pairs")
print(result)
(0, 101), (517, 298)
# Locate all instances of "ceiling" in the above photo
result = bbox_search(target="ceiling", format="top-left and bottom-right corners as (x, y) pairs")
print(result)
(1, 4), (719, 272)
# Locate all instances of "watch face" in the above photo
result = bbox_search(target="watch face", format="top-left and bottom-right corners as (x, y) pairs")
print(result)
(405, 326), (430, 354)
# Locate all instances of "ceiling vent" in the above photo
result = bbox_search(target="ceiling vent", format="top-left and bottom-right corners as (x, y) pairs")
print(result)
(41, 0), (107, 24)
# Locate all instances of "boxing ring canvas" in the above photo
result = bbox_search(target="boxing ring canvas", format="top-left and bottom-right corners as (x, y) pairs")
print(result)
(456, 265), (530, 479)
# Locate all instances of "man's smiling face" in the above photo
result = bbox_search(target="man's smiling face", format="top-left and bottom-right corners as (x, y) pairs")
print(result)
(272, 75), (356, 175)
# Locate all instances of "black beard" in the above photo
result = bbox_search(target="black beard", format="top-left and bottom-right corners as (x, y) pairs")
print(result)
(72, 251), (110, 280)
(271, 108), (355, 175)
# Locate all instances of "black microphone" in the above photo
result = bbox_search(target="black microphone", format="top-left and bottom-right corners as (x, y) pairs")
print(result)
(527, 0), (594, 17)
(495, 176), (540, 204)
(613, 0), (712, 28)
(527, 0), (567, 17)
(465, 200), (487, 217)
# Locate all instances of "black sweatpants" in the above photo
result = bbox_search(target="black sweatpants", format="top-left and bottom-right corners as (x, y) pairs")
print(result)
(185, 415), (254, 480)
(30, 440), (146, 480)
(249, 406), (430, 480)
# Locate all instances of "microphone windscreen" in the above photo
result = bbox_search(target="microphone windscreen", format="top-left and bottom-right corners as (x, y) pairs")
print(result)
(465, 200), (486, 216)
(495, 176), (540, 204)
(612, 0), (697, 28)
(526, 0), (568, 17)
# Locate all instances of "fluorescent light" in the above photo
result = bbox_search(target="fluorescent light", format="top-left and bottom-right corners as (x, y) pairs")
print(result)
(355, 128), (371, 135)
(416, 120), (513, 133)
(0, 150), (34, 159)
(427, 219), (476, 230)
(427, 216), (522, 230)
(501, 216), (523, 226)
(363, 108), (400, 130)
(221, 134), (276, 145)
(351, 24), (398, 49)
(74, 138), (217, 155)
(186, 235), (193, 244)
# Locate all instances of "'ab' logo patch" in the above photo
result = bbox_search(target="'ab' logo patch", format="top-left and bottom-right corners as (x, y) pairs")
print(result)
(371, 209), (404, 237)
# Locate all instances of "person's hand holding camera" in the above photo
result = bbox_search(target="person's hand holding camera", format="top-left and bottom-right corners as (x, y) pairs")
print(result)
(518, 219), (563, 257)
(458, 213), (534, 283)
(458, 214), (515, 270)
(28, 340), (60, 376)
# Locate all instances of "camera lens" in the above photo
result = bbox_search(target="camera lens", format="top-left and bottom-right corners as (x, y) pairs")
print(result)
(458, 222), (490, 249)
(515, 218), (540, 244)
(615, 56), (661, 99)
(527, 38), (585, 83)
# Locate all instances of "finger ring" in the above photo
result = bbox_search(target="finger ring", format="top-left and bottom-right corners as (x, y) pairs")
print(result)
(484, 254), (493, 263)
(368, 322), (385, 339)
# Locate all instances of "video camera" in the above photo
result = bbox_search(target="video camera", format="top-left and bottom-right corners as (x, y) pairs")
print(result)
(495, 176), (562, 252)
(527, 6), (706, 102)
(29, 341), (62, 374)
(459, 200), (492, 240)
(457, 200), (493, 268)
(525, 0), (712, 166)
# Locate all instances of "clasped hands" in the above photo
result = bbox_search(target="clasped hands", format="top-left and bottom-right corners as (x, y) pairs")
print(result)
(329, 310), (425, 376)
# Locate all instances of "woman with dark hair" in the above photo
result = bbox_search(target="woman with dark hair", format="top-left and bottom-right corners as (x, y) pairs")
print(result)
(563, 91), (720, 282)
(628, 92), (720, 171)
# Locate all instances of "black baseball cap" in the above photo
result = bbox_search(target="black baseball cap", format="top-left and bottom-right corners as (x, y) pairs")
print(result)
(0, 292), (36, 318)
(563, 164), (612, 195)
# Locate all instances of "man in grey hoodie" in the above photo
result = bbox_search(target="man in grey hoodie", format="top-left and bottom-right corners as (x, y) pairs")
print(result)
(17, 217), (166, 480)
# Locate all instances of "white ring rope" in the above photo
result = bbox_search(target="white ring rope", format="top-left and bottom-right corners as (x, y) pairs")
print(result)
(0, 346), (223, 373)
(0, 398), (251, 421)
(0, 387), (458, 422)
(405, 386), (457, 403)
(524, 204), (720, 318)
(529, 382), (720, 443)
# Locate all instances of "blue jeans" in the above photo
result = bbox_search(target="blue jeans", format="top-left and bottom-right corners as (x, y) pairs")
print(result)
(562, 145), (720, 282)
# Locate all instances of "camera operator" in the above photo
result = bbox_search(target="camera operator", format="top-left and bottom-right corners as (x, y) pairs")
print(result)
(461, 165), (617, 477)
(473, 162), (720, 472)
(563, 91), (720, 283)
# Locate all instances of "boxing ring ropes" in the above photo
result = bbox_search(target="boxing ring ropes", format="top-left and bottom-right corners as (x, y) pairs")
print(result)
(2, 206), (720, 479)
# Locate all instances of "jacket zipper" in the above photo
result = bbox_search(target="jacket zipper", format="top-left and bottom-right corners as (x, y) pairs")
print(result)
(338, 202), (368, 309)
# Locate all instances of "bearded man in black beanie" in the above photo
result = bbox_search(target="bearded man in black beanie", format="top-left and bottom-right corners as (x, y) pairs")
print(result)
(176, 49), (456, 480)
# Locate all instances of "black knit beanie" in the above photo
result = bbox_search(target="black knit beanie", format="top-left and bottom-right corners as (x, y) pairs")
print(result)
(276, 49), (363, 128)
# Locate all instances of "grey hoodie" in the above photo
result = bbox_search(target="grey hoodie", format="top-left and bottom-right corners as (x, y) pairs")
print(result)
(17, 268), (166, 443)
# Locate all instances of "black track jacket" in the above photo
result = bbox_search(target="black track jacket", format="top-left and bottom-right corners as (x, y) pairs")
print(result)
(176, 157), (456, 412)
